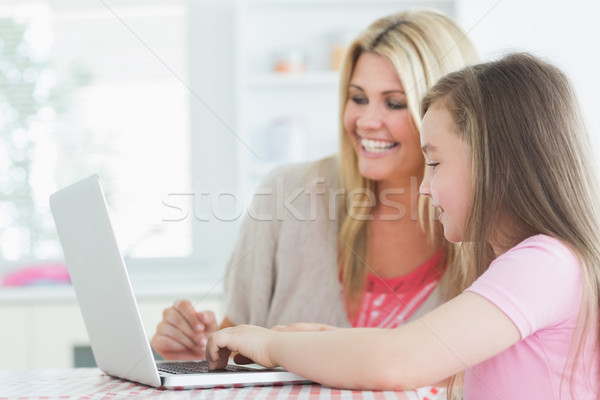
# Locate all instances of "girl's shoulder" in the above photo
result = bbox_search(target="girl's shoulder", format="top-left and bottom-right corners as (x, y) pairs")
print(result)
(469, 234), (583, 337)
(486, 234), (581, 294)
(506, 234), (578, 266)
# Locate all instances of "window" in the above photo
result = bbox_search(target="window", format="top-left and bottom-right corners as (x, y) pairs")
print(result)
(0, 1), (192, 263)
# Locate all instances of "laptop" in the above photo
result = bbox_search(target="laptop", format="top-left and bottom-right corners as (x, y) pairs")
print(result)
(49, 175), (310, 389)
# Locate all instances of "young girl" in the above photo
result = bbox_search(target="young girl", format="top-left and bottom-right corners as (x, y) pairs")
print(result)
(205, 53), (600, 399)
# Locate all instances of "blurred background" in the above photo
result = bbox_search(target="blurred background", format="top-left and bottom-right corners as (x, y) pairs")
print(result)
(0, 0), (598, 368)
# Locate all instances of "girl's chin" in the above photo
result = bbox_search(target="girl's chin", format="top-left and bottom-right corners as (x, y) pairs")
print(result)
(442, 225), (464, 244)
(443, 233), (462, 244)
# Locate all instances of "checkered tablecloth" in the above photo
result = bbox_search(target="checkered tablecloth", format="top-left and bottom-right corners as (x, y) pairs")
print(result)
(0, 369), (445, 400)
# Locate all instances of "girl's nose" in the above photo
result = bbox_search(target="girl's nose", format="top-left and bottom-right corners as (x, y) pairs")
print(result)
(419, 173), (431, 198)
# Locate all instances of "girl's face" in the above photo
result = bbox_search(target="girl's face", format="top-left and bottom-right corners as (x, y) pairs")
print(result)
(343, 52), (424, 186)
(420, 103), (473, 243)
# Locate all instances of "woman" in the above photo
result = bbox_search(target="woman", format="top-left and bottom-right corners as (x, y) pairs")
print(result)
(152, 9), (478, 360)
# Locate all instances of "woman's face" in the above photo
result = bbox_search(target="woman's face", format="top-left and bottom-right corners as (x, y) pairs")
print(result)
(343, 52), (424, 186)
(420, 102), (473, 243)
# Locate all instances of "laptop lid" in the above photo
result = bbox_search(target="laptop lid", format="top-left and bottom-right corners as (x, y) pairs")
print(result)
(50, 175), (161, 387)
(50, 175), (309, 389)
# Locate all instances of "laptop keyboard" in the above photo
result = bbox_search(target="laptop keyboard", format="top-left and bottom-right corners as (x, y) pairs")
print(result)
(157, 361), (255, 375)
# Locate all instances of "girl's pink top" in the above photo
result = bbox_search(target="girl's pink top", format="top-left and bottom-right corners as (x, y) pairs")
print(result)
(465, 235), (599, 399)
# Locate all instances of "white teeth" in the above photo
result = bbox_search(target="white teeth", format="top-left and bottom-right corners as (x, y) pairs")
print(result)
(361, 138), (397, 153)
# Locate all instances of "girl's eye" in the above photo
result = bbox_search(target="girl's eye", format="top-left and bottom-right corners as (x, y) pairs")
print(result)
(386, 99), (407, 110)
(350, 95), (368, 105)
(426, 162), (439, 170)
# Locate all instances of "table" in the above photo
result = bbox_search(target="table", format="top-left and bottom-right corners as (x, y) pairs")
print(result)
(0, 369), (445, 400)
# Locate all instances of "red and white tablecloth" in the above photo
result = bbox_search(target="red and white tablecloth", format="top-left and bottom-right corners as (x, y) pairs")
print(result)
(0, 369), (445, 400)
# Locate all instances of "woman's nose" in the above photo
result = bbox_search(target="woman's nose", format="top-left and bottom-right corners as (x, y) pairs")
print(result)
(356, 108), (384, 132)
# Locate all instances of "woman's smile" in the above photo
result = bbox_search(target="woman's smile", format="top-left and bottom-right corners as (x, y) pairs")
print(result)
(359, 138), (400, 157)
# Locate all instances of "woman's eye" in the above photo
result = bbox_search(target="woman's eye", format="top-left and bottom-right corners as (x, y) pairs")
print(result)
(386, 99), (407, 110)
(350, 95), (368, 105)
(426, 162), (439, 170)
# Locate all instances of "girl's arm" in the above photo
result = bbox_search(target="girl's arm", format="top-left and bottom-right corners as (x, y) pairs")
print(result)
(206, 292), (520, 390)
(271, 322), (338, 332)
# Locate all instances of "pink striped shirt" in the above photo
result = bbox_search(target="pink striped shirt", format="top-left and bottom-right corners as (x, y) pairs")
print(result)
(351, 251), (444, 328)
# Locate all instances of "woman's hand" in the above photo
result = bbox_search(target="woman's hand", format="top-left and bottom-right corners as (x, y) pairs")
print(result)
(206, 325), (279, 370)
(151, 299), (219, 360)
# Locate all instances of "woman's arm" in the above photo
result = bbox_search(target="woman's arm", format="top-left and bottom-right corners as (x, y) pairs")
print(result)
(151, 301), (237, 361)
(207, 292), (520, 390)
(152, 300), (221, 360)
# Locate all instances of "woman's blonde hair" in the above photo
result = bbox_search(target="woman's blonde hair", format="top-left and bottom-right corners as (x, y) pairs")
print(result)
(337, 9), (478, 313)
(421, 52), (600, 398)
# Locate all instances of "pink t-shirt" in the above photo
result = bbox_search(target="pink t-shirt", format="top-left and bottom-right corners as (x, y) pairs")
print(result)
(465, 235), (599, 399)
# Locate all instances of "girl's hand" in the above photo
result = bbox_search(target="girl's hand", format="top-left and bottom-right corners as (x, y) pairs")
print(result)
(206, 325), (279, 370)
(271, 322), (337, 332)
(151, 300), (219, 360)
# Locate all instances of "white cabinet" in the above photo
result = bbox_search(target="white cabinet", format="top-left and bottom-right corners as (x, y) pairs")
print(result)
(0, 290), (224, 369)
(0, 306), (31, 369)
(31, 304), (89, 368)
(232, 0), (456, 197)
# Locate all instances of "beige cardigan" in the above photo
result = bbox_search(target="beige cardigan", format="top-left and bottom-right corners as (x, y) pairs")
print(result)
(224, 156), (440, 328)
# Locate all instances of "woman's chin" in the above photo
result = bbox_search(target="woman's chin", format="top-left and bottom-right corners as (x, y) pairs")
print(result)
(357, 166), (386, 182)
